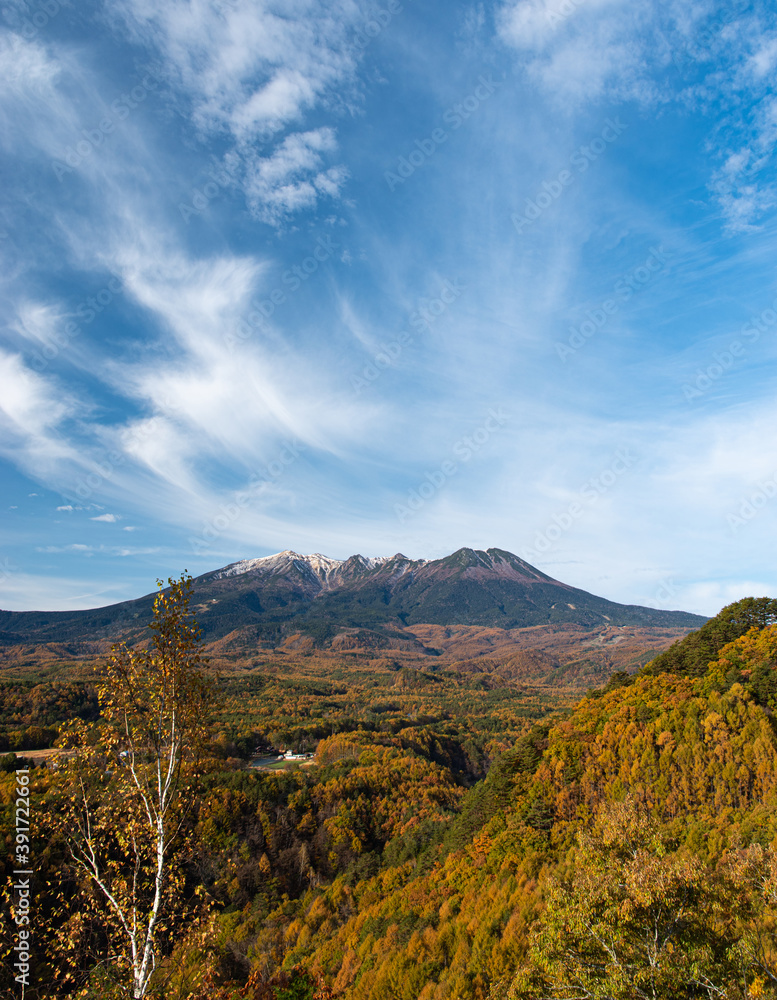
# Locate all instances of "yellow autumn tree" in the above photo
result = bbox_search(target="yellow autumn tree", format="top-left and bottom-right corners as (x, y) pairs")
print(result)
(706, 623), (777, 705)
(51, 574), (215, 999)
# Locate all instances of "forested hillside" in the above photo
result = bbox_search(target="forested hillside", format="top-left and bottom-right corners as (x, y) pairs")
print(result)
(2, 597), (777, 998)
(199, 604), (777, 1000)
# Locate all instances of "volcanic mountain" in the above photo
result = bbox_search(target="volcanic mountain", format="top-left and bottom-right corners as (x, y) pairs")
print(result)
(0, 547), (705, 650)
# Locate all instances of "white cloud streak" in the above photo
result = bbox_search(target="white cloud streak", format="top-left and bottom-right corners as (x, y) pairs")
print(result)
(0, 349), (83, 479)
(110, 0), (365, 223)
(497, 0), (777, 229)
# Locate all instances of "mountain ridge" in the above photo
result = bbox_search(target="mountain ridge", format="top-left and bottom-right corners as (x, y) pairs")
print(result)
(0, 547), (705, 650)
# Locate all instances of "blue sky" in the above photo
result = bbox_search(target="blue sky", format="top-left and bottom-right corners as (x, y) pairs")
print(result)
(1, 0), (776, 615)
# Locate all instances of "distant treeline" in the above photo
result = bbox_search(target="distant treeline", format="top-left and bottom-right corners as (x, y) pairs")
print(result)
(0, 680), (98, 750)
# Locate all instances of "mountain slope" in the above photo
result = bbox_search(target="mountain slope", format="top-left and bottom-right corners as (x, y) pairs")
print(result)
(191, 617), (777, 1000)
(0, 547), (706, 647)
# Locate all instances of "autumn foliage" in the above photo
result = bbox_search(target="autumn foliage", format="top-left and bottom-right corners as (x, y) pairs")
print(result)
(4, 596), (777, 998)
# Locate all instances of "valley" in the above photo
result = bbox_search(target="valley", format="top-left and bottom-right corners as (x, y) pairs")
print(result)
(8, 554), (772, 1000)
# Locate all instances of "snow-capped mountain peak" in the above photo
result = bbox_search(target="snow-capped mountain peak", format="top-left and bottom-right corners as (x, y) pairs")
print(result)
(214, 551), (340, 581)
(213, 550), (402, 585)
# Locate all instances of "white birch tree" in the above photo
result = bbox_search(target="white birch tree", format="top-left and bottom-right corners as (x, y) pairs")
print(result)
(53, 574), (214, 998)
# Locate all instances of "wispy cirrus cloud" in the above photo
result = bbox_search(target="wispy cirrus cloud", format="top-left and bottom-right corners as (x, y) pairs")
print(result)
(112, 0), (362, 139)
(1, 0), (776, 617)
(105, 246), (366, 463)
(0, 348), (83, 478)
(0, 2), (376, 527)
(497, 0), (777, 230)
(109, 0), (365, 224)
(0, 30), (61, 113)
(496, 0), (657, 106)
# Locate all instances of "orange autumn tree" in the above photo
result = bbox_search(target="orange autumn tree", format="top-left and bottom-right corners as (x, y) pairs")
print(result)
(504, 798), (747, 1000)
(52, 574), (215, 999)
